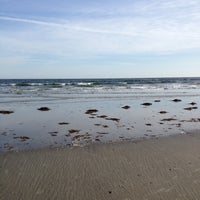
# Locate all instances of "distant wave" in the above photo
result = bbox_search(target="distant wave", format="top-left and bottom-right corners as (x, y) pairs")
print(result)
(1, 78), (200, 102)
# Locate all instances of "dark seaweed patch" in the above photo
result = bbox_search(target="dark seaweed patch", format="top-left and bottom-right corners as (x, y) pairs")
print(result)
(37, 107), (50, 111)
(49, 132), (58, 136)
(14, 136), (30, 141)
(85, 109), (98, 114)
(184, 107), (198, 111)
(159, 111), (168, 114)
(141, 103), (152, 106)
(58, 122), (69, 125)
(106, 118), (120, 122)
(122, 105), (131, 109)
(161, 118), (177, 121)
(68, 129), (80, 134)
(0, 110), (14, 114)
(172, 99), (182, 102)
(189, 102), (197, 105)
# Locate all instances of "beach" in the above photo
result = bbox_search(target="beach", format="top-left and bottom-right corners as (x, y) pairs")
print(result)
(1, 0), (200, 197)
(1, 78), (200, 199)
(1, 131), (200, 200)
(1, 96), (200, 152)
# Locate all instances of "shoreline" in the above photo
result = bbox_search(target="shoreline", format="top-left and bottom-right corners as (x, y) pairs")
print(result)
(1, 96), (200, 152)
(0, 129), (189, 154)
(1, 131), (200, 200)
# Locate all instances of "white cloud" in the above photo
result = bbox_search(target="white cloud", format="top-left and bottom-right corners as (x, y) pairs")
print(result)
(1, 0), (200, 58)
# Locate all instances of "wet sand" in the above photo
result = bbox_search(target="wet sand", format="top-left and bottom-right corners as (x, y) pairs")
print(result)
(1, 97), (200, 152)
(1, 132), (200, 200)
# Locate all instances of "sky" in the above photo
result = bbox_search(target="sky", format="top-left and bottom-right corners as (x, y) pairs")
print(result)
(0, 0), (200, 78)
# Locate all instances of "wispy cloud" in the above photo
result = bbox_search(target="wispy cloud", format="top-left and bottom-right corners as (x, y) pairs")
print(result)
(0, 16), (140, 37)
(1, 0), (200, 78)
(1, 10), (200, 56)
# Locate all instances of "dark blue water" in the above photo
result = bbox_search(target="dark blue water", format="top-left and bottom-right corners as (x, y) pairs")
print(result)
(0, 77), (200, 103)
(1, 77), (200, 87)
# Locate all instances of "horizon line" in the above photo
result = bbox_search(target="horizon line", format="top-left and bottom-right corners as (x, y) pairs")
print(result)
(0, 76), (200, 80)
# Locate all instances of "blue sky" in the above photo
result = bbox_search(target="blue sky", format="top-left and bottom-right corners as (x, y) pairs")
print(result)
(1, 0), (200, 78)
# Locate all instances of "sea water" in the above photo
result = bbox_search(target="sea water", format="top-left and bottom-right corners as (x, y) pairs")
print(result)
(0, 77), (200, 103)
(1, 77), (200, 152)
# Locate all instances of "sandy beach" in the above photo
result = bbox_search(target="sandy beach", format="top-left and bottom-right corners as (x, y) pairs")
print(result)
(1, 0), (200, 197)
(1, 79), (200, 199)
(1, 131), (200, 200)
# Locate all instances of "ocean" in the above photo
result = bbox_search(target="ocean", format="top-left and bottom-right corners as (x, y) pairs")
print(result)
(1, 77), (200, 103)
(1, 77), (200, 152)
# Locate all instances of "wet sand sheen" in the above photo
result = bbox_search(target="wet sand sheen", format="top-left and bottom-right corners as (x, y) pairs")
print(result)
(1, 132), (200, 200)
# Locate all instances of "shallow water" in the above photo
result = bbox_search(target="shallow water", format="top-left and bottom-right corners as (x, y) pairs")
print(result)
(1, 78), (200, 152)
(1, 92), (200, 152)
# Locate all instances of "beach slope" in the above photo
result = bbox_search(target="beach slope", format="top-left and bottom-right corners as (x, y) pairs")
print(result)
(1, 132), (200, 200)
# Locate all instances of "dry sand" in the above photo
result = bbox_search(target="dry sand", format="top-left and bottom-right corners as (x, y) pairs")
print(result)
(1, 132), (200, 200)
